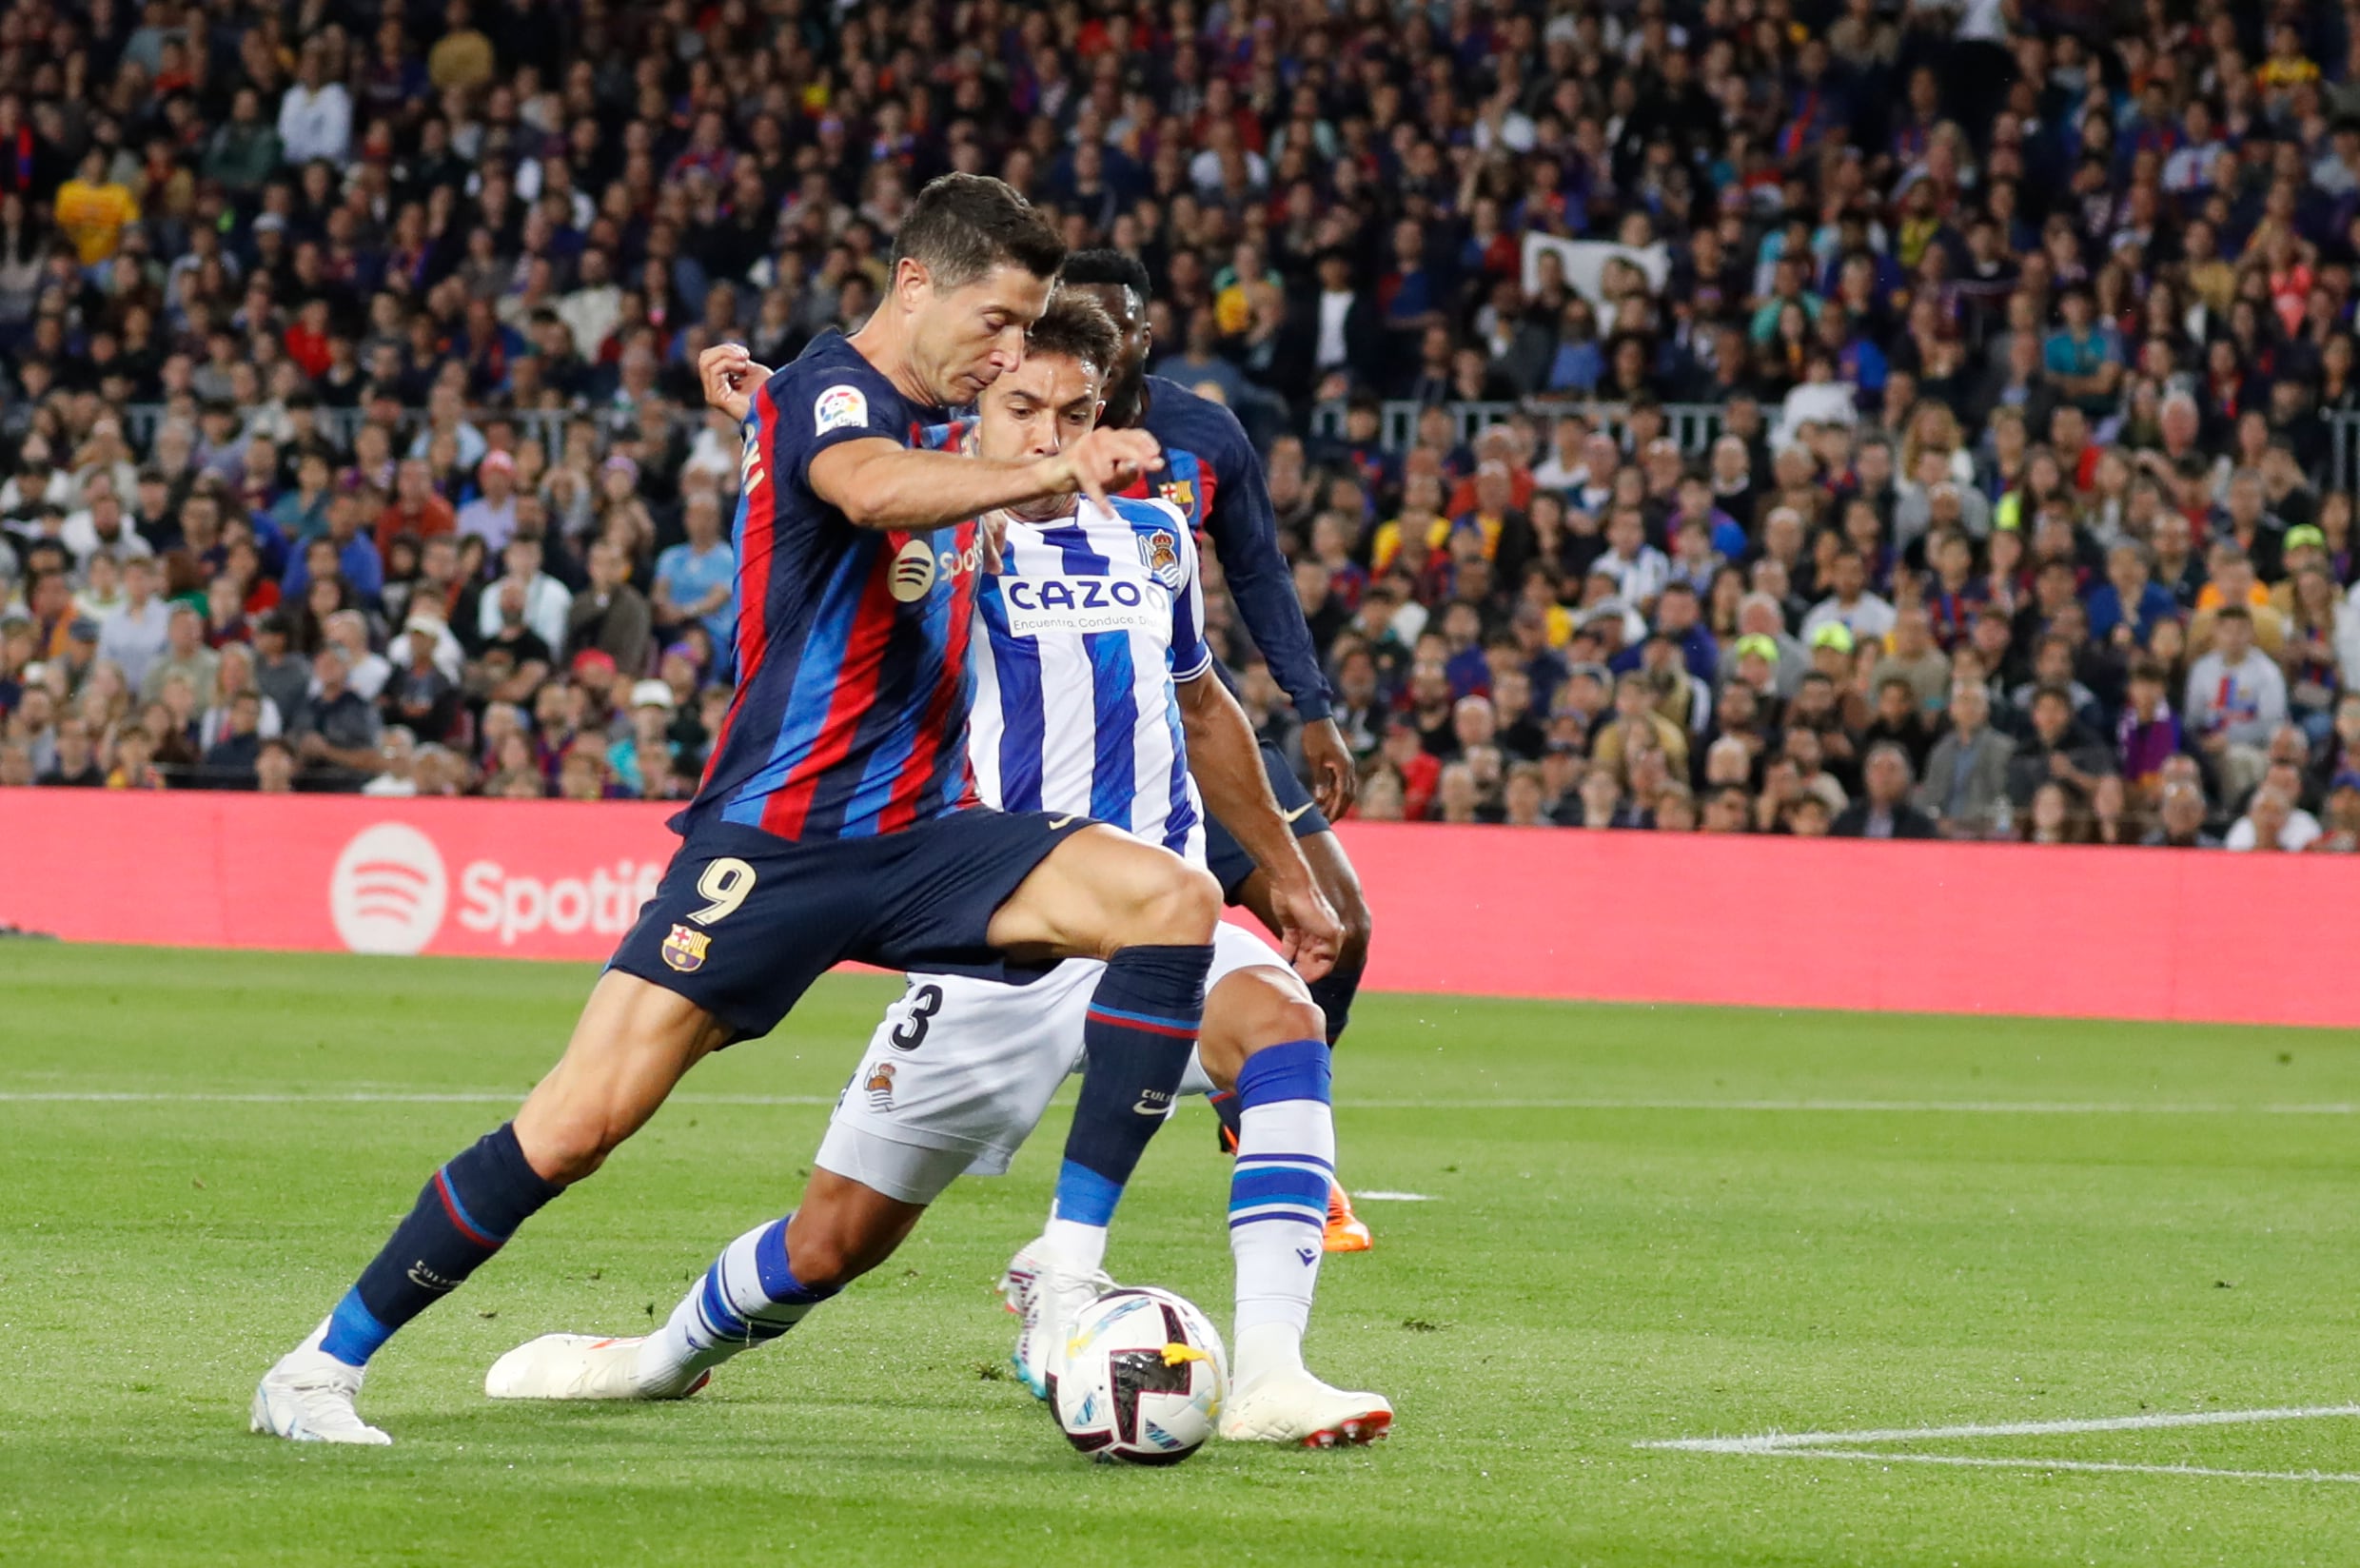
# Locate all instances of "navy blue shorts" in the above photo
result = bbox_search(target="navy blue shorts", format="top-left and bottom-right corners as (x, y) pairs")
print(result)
(608, 810), (1092, 1040)
(1202, 741), (1331, 903)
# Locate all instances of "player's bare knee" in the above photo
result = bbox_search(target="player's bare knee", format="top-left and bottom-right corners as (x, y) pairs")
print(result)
(1131, 861), (1221, 947)
(514, 1112), (620, 1186)
(1201, 967), (1321, 1089)
(782, 1211), (890, 1292)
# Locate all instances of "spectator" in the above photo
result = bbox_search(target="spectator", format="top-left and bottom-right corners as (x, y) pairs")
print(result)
(2006, 686), (2117, 810)
(2227, 786), (2324, 853)
(254, 737), (298, 794)
(477, 537), (572, 655)
(1832, 744), (1938, 840)
(202, 690), (267, 787)
(276, 42), (352, 167)
(292, 646), (382, 779)
(1917, 682), (2016, 839)
(37, 716), (102, 787)
(96, 558), (169, 694)
(457, 452), (521, 556)
(653, 492), (736, 657)
(2184, 608), (2288, 804)
(142, 604), (219, 707)
(51, 147), (138, 266)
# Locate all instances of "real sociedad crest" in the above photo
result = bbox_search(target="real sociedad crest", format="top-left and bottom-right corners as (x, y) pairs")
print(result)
(1137, 528), (1183, 593)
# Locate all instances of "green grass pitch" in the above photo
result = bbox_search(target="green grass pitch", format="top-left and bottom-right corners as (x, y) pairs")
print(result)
(5, 943), (2360, 1566)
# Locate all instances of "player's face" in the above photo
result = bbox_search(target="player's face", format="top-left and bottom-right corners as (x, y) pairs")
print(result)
(912, 262), (1052, 405)
(1069, 281), (1149, 391)
(977, 352), (1104, 517)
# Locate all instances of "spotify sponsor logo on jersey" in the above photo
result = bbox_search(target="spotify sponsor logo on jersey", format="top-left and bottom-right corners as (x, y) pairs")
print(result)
(329, 822), (663, 952)
(1002, 575), (1163, 637)
(888, 533), (989, 603)
(888, 538), (938, 602)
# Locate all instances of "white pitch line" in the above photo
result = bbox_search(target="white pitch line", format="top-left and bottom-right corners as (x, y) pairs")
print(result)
(2, 1090), (2355, 1115)
(1645, 1403), (2360, 1453)
(0, 1090), (841, 1106)
(1342, 1098), (2360, 1114)
(1351, 1189), (1435, 1202)
(1759, 1449), (2360, 1485)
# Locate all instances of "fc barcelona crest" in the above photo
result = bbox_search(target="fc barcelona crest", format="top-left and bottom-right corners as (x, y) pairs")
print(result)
(1137, 528), (1184, 593)
(660, 922), (711, 972)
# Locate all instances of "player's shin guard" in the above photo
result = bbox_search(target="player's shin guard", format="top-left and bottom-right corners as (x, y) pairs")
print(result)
(1048, 943), (1214, 1270)
(319, 1124), (560, 1367)
(1228, 1039), (1333, 1388)
(635, 1215), (838, 1395)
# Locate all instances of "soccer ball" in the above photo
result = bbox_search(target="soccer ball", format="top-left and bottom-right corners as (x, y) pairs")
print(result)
(1052, 1286), (1228, 1465)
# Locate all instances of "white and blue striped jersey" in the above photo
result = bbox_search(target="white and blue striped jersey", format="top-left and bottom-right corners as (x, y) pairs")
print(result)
(969, 495), (1210, 863)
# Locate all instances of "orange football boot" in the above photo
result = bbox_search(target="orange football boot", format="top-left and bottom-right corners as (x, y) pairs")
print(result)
(1322, 1183), (1372, 1252)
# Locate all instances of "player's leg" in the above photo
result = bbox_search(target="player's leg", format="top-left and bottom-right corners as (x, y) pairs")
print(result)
(985, 826), (1221, 1280)
(490, 1166), (934, 1401)
(251, 972), (731, 1444)
(1191, 944), (1390, 1445)
(492, 970), (1088, 1401)
(1226, 825), (1375, 1252)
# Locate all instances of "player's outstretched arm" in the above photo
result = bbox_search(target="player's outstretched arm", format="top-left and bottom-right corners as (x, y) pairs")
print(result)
(1175, 670), (1341, 979)
(808, 427), (1163, 535)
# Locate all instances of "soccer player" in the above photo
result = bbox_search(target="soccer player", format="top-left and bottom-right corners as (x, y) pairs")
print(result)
(484, 294), (1389, 1446)
(251, 175), (1338, 1446)
(1059, 250), (1375, 1251)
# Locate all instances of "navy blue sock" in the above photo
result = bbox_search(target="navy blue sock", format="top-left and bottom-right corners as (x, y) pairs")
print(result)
(1052, 943), (1213, 1227)
(320, 1124), (560, 1366)
(1208, 1088), (1244, 1151)
(1306, 953), (1364, 1048)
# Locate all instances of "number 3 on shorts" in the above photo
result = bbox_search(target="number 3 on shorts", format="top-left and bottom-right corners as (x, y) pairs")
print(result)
(687, 857), (757, 925)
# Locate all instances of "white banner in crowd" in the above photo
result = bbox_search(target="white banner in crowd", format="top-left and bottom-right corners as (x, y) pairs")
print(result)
(1520, 232), (1671, 309)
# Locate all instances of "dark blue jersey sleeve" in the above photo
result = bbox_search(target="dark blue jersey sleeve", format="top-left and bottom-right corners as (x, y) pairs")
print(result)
(1144, 377), (1332, 721)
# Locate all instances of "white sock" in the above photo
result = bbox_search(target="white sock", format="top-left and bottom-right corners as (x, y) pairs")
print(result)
(635, 1217), (830, 1395)
(1043, 1215), (1108, 1274)
(1229, 1092), (1333, 1388)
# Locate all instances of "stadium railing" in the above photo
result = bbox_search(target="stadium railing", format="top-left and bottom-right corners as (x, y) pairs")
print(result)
(1309, 399), (1727, 455)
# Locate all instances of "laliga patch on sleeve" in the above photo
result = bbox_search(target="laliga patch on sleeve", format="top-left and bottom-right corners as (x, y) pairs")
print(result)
(814, 384), (869, 435)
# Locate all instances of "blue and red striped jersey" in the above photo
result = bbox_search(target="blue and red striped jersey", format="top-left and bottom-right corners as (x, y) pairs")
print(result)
(680, 331), (985, 843)
(1120, 375), (1332, 721)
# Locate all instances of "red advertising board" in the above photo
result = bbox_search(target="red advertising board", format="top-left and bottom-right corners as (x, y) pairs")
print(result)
(0, 790), (2353, 1028)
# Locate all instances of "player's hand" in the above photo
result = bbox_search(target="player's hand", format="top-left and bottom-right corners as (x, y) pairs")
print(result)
(978, 509), (1010, 574)
(1301, 716), (1357, 818)
(698, 343), (769, 423)
(1266, 871), (1343, 983)
(1044, 427), (1162, 513)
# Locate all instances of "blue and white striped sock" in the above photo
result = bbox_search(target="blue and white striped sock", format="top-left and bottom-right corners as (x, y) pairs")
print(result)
(1228, 1039), (1333, 1385)
(636, 1215), (836, 1395)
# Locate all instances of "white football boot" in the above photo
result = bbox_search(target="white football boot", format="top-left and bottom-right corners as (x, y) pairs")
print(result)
(1218, 1368), (1393, 1447)
(998, 1239), (1113, 1401)
(250, 1319), (394, 1445)
(483, 1334), (709, 1401)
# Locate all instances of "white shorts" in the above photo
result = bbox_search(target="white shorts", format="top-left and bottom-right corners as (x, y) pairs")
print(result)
(813, 923), (1292, 1205)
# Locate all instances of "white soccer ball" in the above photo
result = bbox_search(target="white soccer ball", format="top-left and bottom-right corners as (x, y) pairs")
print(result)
(1052, 1286), (1228, 1465)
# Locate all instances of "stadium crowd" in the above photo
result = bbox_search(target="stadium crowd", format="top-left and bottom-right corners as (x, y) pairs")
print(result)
(4, 0), (2360, 851)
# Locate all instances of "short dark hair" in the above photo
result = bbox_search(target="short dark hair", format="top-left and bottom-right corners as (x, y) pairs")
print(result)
(1061, 248), (1152, 301)
(890, 174), (1064, 290)
(1024, 291), (1121, 379)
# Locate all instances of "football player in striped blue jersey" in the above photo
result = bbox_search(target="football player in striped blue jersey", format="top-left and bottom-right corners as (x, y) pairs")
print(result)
(1063, 251), (1375, 1251)
(252, 180), (1335, 1447)
(484, 295), (1389, 1448)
